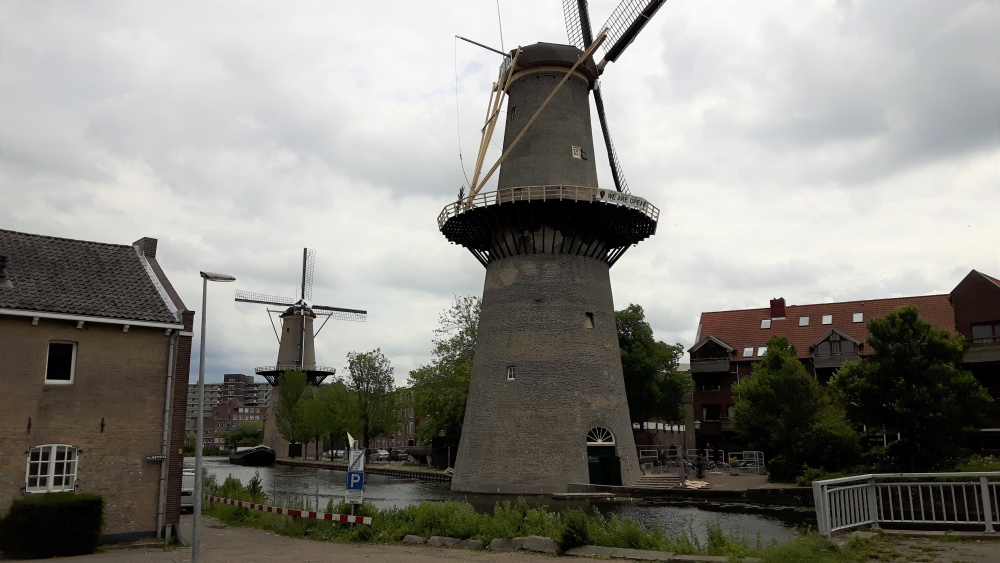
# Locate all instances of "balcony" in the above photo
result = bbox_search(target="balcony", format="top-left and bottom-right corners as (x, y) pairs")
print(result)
(814, 352), (859, 369)
(965, 338), (1000, 363)
(691, 358), (730, 373)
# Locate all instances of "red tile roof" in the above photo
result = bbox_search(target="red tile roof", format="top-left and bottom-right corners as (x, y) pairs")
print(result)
(696, 294), (955, 360)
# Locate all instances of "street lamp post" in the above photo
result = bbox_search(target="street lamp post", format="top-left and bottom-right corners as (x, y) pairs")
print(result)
(192, 271), (235, 563)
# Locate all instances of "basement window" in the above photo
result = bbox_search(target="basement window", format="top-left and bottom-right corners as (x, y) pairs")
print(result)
(822, 315), (833, 325)
(26, 445), (78, 493)
(571, 145), (582, 159)
(506, 366), (516, 380)
(45, 342), (76, 384)
(585, 312), (595, 329)
(853, 312), (864, 323)
(760, 319), (771, 329)
(799, 316), (810, 327)
(742, 347), (755, 358)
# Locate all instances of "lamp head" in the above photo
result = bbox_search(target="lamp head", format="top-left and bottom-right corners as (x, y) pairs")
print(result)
(200, 271), (236, 282)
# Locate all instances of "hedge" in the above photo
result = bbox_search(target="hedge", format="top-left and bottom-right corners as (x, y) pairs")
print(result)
(0, 492), (104, 559)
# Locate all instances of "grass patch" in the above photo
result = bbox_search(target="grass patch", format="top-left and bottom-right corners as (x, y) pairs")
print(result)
(202, 473), (906, 560)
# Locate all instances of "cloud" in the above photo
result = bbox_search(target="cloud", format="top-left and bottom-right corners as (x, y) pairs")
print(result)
(1, 0), (997, 376)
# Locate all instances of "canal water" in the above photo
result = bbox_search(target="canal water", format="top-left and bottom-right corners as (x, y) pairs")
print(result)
(191, 457), (813, 546)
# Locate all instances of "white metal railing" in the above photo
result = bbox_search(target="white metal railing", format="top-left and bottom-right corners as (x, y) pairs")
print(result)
(813, 472), (1000, 536)
(438, 185), (660, 229)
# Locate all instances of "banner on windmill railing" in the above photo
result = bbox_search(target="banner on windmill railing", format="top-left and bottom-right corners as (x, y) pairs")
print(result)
(596, 189), (649, 210)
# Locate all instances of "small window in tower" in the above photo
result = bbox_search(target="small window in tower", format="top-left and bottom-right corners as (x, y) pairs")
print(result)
(506, 366), (515, 380)
(584, 312), (595, 329)
(760, 319), (771, 329)
(509, 106), (516, 120)
(853, 312), (863, 323)
(571, 145), (582, 159)
(286, 327), (290, 332)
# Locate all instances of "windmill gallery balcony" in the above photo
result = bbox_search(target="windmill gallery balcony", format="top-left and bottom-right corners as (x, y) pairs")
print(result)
(438, 184), (659, 267)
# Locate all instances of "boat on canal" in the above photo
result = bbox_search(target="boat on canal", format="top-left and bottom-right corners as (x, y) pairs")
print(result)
(228, 445), (276, 467)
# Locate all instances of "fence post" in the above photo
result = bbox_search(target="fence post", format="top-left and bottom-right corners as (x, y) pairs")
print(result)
(982, 477), (995, 533)
(813, 481), (829, 537)
(866, 478), (879, 530)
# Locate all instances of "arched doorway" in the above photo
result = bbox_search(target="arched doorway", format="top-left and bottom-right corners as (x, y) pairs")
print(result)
(586, 427), (622, 486)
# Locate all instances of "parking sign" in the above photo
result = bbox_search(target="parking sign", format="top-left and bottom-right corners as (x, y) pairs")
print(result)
(345, 449), (365, 504)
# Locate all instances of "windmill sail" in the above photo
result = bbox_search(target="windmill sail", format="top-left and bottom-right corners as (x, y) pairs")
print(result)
(563, 0), (594, 49)
(302, 248), (316, 303)
(600, 0), (667, 64)
(592, 82), (629, 194)
(235, 290), (296, 307)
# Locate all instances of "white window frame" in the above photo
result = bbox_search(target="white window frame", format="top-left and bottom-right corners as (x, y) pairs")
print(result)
(760, 319), (771, 329)
(506, 366), (516, 380)
(25, 445), (78, 493)
(742, 346), (755, 358)
(853, 312), (864, 323)
(799, 316), (809, 327)
(822, 314), (833, 325)
(44, 341), (77, 385)
(571, 145), (582, 159)
(757, 346), (768, 357)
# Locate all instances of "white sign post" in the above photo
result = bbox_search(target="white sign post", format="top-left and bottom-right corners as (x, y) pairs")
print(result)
(345, 438), (365, 507)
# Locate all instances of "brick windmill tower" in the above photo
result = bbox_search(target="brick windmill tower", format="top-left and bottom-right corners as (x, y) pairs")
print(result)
(235, 249), (366, 457)
(440, 0), (666, 493)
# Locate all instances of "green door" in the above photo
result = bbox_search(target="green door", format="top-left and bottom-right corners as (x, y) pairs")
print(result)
(587, 446), (618, 485)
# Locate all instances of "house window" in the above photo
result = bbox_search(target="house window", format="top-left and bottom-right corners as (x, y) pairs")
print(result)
(972, 323), (1000, 344)
(584, 312), (595, 329)
(760, 319), (771, 329)
(799, 316), (809, 327)
(822, 315), (833, 325)
(26, 445), (78, 493)
(853, 312), (864, 323)
(506, 366), (515, 380)
(816, 333), (857, 355)
(742, 347), (754, 358)
(571, 145), (582, 159)
(757, 346), (768, 357)
(45, 342), (77, 384)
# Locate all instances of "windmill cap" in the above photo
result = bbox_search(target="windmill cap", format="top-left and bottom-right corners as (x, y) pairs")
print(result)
(509, 43), (599, 83)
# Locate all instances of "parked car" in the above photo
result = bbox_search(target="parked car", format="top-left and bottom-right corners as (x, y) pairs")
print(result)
(369, 449), (390, 462)
(390, 449), (409, 462)
(181, 470), (195, 513)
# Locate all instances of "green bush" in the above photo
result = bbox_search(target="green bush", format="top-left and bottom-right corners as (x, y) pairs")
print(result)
(0, 492), (104, 559)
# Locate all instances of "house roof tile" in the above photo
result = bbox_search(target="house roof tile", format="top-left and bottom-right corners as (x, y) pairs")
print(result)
(0, 229), (180, 324)
(697, 294), (955, 360)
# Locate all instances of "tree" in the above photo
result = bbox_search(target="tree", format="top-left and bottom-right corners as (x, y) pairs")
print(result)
(830, 305), (992, 471)
(300, 380), (359, 458)
(346, 349), (399, 448)
(732, 335), (860, 481)
(274, 370), (311, 448)
(409, 296), (480, 443)
(217, 421), (263, 451)
(615, 304), (690, 425)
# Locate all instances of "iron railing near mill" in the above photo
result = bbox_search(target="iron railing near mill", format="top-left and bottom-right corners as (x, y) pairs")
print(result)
(438, 184), (659, 229)
(813, 472), (1000, 536)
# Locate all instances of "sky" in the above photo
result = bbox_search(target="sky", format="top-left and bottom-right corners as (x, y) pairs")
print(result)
(1, 0), (997, 385)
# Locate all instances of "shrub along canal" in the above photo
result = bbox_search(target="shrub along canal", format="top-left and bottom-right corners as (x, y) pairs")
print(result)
(192, 457), (813, 546)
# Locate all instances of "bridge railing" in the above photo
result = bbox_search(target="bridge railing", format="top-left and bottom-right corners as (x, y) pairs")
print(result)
(438, 185), (659, 229)
(813, 472), (1000, 536)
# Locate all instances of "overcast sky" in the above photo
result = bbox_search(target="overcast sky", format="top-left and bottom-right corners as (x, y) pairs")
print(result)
(2, 1), (997, 385)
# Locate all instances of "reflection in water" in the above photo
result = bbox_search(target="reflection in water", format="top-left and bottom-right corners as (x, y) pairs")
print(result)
(191, 457), (811, 545)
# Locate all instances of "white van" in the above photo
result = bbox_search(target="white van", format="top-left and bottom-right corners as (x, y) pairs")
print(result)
(181, 470), (195, 512)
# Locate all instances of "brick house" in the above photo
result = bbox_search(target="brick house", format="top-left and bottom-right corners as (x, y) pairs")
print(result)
(0, 230), (193, 542)
(688, 269), (998, 454)
(208, 398), (266, 447)
(186, 373), (270, 446)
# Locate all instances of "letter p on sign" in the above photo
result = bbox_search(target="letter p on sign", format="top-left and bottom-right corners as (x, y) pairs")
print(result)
(346, 470), (364, 491)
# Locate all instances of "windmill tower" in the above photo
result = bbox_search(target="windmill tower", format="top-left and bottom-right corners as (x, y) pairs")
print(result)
(235, 249), (366, 456)
(440, 0), (665, 493)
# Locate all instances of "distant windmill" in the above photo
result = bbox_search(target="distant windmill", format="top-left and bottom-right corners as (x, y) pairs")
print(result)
(236, 248), (366, 383)
(235, 248), (366, 455)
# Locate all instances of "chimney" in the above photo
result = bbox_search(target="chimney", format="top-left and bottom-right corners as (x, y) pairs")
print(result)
(0, 255), (10, 288)
(133, 237), (158, 258)
(770, 298), (786, 319)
